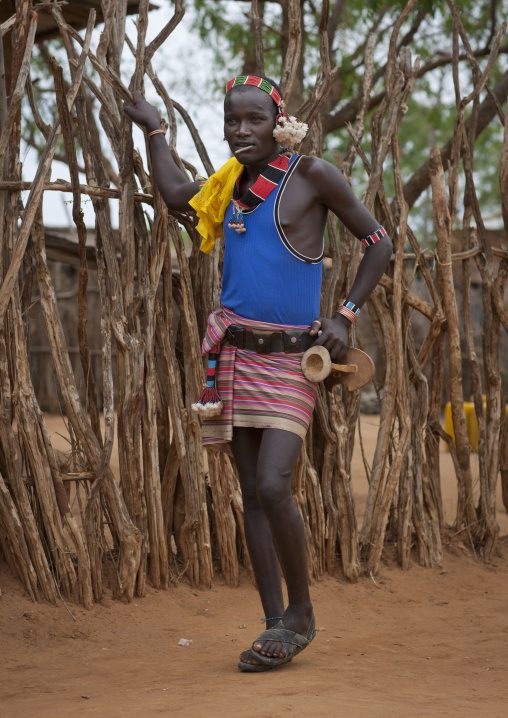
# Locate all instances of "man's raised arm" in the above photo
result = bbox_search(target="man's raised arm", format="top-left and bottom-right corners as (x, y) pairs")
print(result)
(124, 91), (201, 210)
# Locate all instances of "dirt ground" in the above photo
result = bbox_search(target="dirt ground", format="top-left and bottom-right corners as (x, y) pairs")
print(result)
(1, 416), (508, 718)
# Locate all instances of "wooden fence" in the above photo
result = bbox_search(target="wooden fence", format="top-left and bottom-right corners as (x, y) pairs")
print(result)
(0, 0), (507, 608)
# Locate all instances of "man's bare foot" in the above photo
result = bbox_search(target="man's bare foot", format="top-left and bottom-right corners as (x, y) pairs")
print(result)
(239, 616), (282, 665)
(252, 603), (313, 659)
(238, 648), (264, 666)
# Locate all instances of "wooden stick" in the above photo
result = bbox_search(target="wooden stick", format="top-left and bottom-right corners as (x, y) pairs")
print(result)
(251, 0), (265, 76)
(279, 0), (303, 99)
(429, 145), (476, 528)
(0, 10), (95, 331)
(0, 11), (37, 164)
(0, 179), (152, 203)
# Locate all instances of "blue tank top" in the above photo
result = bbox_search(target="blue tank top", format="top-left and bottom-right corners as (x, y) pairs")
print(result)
(220, 155), (323, 326)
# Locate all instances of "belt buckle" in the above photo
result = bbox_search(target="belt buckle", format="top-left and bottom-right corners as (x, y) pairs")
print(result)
(227, 324), (245, 348)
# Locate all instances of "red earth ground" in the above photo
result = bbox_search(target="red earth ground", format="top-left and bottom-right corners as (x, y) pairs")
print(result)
(1, 415), (507, 718)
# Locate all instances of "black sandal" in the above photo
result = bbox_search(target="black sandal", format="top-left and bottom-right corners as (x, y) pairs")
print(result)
(248, 613), (316, 669)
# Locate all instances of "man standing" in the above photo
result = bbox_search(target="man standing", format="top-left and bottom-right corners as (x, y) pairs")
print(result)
(125, 75), (392, 671)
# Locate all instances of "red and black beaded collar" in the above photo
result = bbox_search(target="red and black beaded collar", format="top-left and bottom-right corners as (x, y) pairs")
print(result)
(228, 154), (291, 234)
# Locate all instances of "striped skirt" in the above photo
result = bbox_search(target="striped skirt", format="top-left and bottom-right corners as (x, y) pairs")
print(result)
(201, 308), (318, 446)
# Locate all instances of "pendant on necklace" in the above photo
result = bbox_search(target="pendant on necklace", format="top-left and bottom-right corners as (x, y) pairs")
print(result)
(228, 200), (246, 234)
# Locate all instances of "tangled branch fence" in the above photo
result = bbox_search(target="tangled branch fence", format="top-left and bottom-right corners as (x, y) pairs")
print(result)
(0, 0), (507, 608)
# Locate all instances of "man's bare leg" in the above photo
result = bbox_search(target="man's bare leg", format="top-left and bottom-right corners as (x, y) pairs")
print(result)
(232, 427), (313, 664)
(231, 427), (285, 666)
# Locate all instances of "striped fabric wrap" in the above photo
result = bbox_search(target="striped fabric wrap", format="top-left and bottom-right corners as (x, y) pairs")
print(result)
(200, 308), (319, 446)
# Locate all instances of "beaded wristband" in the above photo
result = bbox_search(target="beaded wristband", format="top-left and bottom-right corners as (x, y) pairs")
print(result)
(341, 300), (360, 317)
(361, 225), (387, 248)
(148, 128), (166, 138)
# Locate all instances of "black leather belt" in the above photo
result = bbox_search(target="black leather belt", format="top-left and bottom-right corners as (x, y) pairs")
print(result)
(225, 325), (316, 355)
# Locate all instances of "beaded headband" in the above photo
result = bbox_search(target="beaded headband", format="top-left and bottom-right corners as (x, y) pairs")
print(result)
(225, 75), (309, 149)
(226, 75), (282, 108)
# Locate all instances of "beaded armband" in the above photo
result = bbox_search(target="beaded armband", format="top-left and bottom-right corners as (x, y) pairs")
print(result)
(361, 225), (387, 248)
(337, 300), (360, 324)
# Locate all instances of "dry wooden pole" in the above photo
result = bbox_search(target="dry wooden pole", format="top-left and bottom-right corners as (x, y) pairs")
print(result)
(0, 0), (59, 604)
(169, 219), (213, 587)
(0, 8), (37, 165)
(429, 146), (476, 530)
(33, 206), (143, 601)
(450, 0), (504, 557)
(391, 149), (412, 570)
(0, 10), (95, 331)
(251, 0), (265, 76)
(12, 281), (79, 603)
(500, 93), (508, 516)
(279, 0), (303, 100)
(207, 452), (239, 586)
(52, 58), (102, 446)
(0, 468), (39, 600)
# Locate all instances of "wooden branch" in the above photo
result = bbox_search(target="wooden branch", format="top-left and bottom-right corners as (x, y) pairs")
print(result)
(384, 0), (418, 94)
(0, 11), (96, 330)
(36, 403), (94, 609)
(458, 73), (503, 554)
(429, 144), (476, 528)
(63, 21), (134, 104)
(1, 14), (16, 37)
(324, 45), (508, 137)
(53, 55), (102, 447)
(77, 69), (122, 136)
(403, 68), (508, 208)
(0, 470), (39, 600)
(0, 180), (153, 203)
(172, 100), (215, 177)
(0, 11), (37, 163)
(279, 0), (303, 99)
(131, 0), (150, 92)
(26, 74), (51, 140)
(361, 289), (398, 554)
(251, 0), (265, 75)
(144, 0), (185, 70)
(378, 275), (434, 320)
(33, 202), (142, 602)
(341, 33), (376, 178)
(85, 236), (116, 601)
(445, 0), (508, 109)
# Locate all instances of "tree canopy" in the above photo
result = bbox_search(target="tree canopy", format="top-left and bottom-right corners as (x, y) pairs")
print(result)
(23, 0), (508, 236)
(191, 0), (508, 230)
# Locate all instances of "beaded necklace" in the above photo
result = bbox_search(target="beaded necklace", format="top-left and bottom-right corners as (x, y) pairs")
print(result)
(227, 154), (291, 234)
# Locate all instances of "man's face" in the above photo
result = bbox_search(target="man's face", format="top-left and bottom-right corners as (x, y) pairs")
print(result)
(223, 88), (279, 165)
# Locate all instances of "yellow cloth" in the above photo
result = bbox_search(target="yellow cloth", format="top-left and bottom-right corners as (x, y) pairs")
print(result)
(189, 157), (243, 254)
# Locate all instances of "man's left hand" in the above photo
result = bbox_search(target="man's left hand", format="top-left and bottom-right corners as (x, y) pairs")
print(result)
(309, 314), (350, 363)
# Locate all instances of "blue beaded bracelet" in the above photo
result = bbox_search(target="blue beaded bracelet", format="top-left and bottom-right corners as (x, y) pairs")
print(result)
(341, 300), (361, 317)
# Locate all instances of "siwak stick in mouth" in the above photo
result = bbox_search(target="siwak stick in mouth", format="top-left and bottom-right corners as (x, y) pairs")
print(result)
(234, 145), (254, 155)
